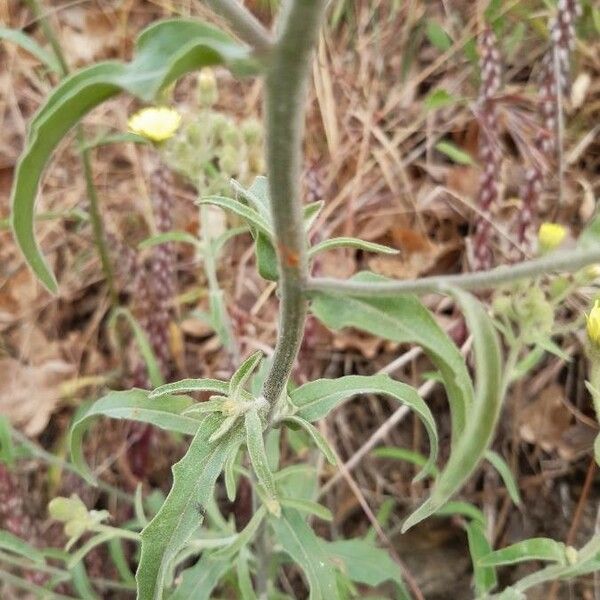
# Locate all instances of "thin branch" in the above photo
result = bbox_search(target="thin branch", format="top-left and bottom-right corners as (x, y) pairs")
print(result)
(205, 0), (273, 54)
(261, 0), (328, 410)
(306, 246), (600, 297)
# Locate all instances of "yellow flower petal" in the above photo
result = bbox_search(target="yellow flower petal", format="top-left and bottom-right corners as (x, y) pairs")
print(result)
(538, 222), (567, 252)
(127, 107), (181, 142)
(587, 300), (600, 347)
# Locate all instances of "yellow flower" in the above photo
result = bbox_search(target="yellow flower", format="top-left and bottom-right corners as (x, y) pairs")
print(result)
(128, 107), (181, 142)
(538, 222), (567, 252)
(587, 300), (600, 346)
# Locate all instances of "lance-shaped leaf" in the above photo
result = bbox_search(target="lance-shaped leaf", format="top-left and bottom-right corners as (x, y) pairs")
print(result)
(70, 389), (199, 484)
(10, 19), (252, 292)
(289, 374), (438, 481)
(310, 272), (474, 440)
(149, 378), (229, 399)
(108, 307), (164, 388)
(402, 288), (502, 531)
(280, 415), (336, 465)
(308, 237), (398, 258)
(0, 531), (46, 565)
(269, 509), (340, 600)
(322, 538), (411, 599)
(213, 505), (267, 560)
(229, 351), (263, 400)
(479, 538), (568, 568)
(485, 449), (521, 506)
(466, 520), (497, 596)
(0, 26), (61, 73)
(137, 414), (243, 599)
(245, 408), (280, 516)
(169, 553), (232, 600)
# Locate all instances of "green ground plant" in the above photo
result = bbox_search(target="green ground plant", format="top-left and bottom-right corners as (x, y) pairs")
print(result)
(3, 1), (600, 599)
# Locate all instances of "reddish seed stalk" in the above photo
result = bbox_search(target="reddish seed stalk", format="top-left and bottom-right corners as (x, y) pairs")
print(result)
(517, 0), (580, 245)
(473, 26), (502, 271)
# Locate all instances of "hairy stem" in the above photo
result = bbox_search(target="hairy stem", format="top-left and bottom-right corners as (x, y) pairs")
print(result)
(205, 0), (273, 54)
(261, 0), (328, 409)
(27, 0), (117, 303)
(306, 246), (600, 297)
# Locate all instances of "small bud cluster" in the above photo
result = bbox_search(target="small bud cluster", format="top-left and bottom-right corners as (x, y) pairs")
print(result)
(473, 26), (502, 270)
(163, 70), (264, 194)
(517, 0), (580, 245)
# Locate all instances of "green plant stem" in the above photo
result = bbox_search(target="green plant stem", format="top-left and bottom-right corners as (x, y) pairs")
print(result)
(95, 524), (141, 542)
(205, 0), (273, 54)
(0, 569), (74, 600)
(26, 0), (117, 303)
(80, 137), (118, 303)
(305, 246), (600, 298)
(261, 0), (328, 411)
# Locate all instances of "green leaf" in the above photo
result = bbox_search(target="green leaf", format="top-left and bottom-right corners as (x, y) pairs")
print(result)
(304, 201), (325, 231)
(485, 449), (522, 506)
(434, 501), (486, 525)
(230, 351), (263, 400)
(280, 416), (336, 465)
(181, 397), (227, 416)
(199, 195), (272, 238)
(269, 509), (340, 600)
(425, 21), (453, 51)
(0, 416), (14, 466)
(70, 389), (198, 484)
(424, 88), (460, 111)
(81, 131), (150, 151)
(479, 538), (568, 567)
(290, 374), (438, 482)
(308, 237), (398, 258)
(224, 444), (240, 502)
(255, 231), (280, 281)
(10, 18), (252, 293)
(403, 288), (502, 531)
(213, 505), (267, 559)
(231, 176), (271, 223)
(466, 520), (497, 595)
(323, 538), (410, 598)
(139, 231), (201, 250)
(137, 414), (242, 599)
(310, 271), (474, 440)
(245, 408), (280, 516)
(435, 140), (474, 165)
(0, 26), (61, 73)
(280, 498), (333, 522)
(372, 447), (439, 477)
(108, 307), (164, 387)
(149, 378), (229, 399)
(0, 531), (45, 565)
(170, 553), (232, 600)
(237, 550), (258, 600)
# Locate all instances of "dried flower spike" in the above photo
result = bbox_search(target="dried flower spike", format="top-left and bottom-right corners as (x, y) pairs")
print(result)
(517, 0), (580, 245)
(472, 26), (502, 271)
(128, 107), (182, 142)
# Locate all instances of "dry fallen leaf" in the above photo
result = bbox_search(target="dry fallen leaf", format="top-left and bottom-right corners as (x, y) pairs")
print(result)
(0, 358), (75, 436)
(518, 384), (572, 453)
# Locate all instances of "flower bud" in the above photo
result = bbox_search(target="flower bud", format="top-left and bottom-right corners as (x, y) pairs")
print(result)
(198, 69), (219, 107)
(538, 222), (567, 252)
(587, 300), (600, 348)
